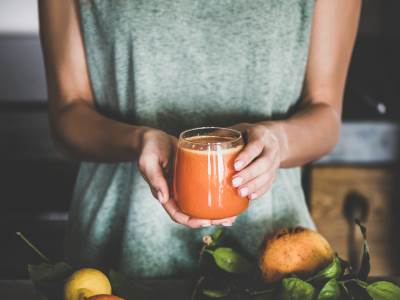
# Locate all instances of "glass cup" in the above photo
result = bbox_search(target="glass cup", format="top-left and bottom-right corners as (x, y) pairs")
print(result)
(173, 127), (248, 220)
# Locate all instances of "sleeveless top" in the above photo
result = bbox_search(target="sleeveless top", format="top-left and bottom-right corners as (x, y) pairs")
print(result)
(66, 0), (316, 278)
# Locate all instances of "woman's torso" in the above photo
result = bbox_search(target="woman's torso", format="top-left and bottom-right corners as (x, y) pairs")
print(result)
(66, 0), (315, 278)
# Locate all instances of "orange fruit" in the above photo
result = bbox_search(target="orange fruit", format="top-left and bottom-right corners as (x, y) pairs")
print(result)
(259, 227), (334, 283)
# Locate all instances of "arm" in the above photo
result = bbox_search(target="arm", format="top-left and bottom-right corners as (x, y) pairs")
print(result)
(273, 0), (362, 167)
(232, 0), (361, 198)
(39, 0), (145, 162)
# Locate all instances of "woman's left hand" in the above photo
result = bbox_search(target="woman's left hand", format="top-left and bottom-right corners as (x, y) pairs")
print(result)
(229, 123), (285, 200)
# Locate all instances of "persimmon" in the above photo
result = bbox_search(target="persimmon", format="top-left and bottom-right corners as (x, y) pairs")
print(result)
(259, 227), (334, 283)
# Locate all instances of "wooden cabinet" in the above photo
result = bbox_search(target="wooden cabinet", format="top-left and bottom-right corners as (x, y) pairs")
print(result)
(310, 166), (400, 276)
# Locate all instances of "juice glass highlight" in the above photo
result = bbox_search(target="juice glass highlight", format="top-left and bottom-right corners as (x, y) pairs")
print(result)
(173, 127), (248, 219)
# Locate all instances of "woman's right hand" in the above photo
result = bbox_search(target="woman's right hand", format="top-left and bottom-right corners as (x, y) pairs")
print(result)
(138, 128), (236, 228)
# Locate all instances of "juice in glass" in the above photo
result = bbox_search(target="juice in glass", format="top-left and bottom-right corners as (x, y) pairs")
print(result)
(173, 127), (248, 219)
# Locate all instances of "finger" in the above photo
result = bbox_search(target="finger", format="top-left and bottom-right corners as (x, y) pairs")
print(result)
(211, 216), (237, 227)
(139, 155), (170, 203)
(232, 150), (275, 187)
(237, 171), (274, 198)
(248, 172), (277, 200)
(163, 199), (211, 228)
(234, 140), (264, 171)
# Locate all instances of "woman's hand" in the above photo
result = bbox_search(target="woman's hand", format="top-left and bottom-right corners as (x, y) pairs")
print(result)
(137, 129), (177, 202)
(230, 123), (287, 200)
(138, 128), (236, 228)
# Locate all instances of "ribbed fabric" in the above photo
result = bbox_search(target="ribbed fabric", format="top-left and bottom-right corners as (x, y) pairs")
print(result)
(65, 0), (316, 278)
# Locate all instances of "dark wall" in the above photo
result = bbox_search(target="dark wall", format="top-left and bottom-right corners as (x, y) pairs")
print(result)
(0, 37), (78, 278)
(0, 37), (46, 102)
(343, 0), (400, 120)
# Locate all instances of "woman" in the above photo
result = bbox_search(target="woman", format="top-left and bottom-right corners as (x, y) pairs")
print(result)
(39, 0), (361, 278)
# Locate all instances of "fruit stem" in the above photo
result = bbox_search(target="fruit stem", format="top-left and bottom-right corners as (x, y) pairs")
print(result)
(16, 232), (51, 263)
(191, 276), (205, 300)
(246, 288), (276, 296)
(198, 245), (206, 264)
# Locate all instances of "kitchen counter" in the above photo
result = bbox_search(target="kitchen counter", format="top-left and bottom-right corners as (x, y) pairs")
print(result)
(316, 121), (399, 165)
(0, 279), (193, 300)
(2, 278), (400, 300)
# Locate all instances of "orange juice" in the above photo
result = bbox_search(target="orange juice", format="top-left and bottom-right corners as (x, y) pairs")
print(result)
(173, 135), (248, 219)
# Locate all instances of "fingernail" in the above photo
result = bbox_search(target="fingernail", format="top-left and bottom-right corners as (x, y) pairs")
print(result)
(239, 187), (249, 197)
(234, 160), (243, 171)
(222, 222), (233, 227)
(157, 191), (164, 203)
(249, 193), (257, 200)
(232, 176), (243, 187)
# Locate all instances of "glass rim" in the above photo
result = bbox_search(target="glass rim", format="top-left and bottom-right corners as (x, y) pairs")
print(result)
(179, 126), (243, 145)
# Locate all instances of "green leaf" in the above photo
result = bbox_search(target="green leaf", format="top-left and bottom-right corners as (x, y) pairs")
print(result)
(246, 288), (278, 300)
(206, 247), (254, 274)
(211, 228), (224, 245)
(318, 278), (341, 300)
(355, 219), (370, 281)
(109, 270), (156, 300)
(281, 277), (315, 300)
(366, 281), (400, 300)
(203, 288), (229, 298)
(308, 255), (342, 284)
(28, 262), (73, 300)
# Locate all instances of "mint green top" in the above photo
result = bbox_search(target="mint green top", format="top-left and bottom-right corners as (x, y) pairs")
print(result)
(66, 0), (315, 278)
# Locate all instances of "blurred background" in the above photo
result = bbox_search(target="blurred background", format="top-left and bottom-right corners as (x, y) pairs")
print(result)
(0, 0), (399, 279)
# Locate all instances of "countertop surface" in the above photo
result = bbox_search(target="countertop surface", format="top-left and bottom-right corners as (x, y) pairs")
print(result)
(315, 121), (399, 165)
(1, 279), (193, 300)
(2, 278), (400, 300)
